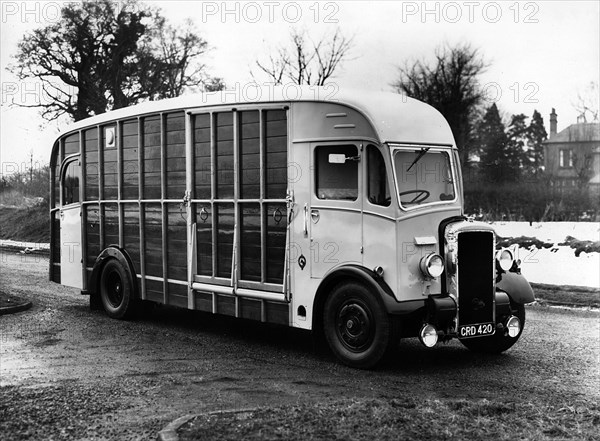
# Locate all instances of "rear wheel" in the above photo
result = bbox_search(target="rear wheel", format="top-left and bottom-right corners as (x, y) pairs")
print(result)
(323, 282), (394, 369)
(99, 259), (137, 319)
(460, 303), (526, 353)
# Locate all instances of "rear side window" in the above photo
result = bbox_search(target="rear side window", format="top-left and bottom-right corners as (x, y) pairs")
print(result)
(315, 145), (358, 200)
(367, 145), (390, 207)
(62, 160), (80, 205)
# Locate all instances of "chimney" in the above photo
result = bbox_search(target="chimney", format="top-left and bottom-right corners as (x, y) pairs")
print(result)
(550, 108), (557, 138)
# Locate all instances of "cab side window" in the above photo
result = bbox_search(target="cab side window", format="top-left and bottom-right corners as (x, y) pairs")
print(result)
(62, 160), (80, 205)
(367, 145), (390, 207)
(315, 145), (358, 200)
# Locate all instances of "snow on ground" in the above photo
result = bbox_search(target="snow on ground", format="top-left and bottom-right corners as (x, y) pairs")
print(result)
(0, 240), (50, 251)
(490, 222), (600, 289)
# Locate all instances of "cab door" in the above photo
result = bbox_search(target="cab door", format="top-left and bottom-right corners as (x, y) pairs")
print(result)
(60, 158), (83, 288)
(309, 143), (363, 278)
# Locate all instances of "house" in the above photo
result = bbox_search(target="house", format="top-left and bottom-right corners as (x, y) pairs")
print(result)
(543, 108), (600, 195)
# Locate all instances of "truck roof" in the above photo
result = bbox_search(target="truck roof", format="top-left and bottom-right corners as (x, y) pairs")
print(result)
(56, 86), (455, 146)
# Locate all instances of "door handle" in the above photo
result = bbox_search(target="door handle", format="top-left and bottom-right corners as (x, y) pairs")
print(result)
(303, 203), (308, 236)
(60, 211), (64, 220)
(310, 209), (320, 223)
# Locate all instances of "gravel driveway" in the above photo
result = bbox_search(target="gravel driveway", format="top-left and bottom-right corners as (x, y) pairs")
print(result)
(1, 251), (598, 440)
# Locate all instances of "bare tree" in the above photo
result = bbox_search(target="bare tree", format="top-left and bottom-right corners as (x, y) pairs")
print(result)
(573, 152), (594, 190)
(10, 0), (223, 121)
(392, 44), (488, 168)
(253, 28), (353, 86)
(573, 81), (599, 122)
(136, 16), (225, 100)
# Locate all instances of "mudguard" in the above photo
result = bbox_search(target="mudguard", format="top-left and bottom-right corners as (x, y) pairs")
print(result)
(496, 271), (535, 304)
(86, 246), (138, 297)
(317, 265), (424, 315)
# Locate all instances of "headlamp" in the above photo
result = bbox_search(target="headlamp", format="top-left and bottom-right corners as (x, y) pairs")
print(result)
(419, 253), (444, 278)
(496, 249), (514, 272)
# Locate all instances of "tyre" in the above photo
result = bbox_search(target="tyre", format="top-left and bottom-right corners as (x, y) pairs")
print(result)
(89, 292), (102, 311)
(460, 303), (526, 353)
(99, 258), (138, 319)
(323, 282), (394, 369)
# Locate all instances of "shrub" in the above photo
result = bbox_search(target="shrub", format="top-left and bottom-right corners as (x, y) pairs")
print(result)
(464, 179), (599, 222)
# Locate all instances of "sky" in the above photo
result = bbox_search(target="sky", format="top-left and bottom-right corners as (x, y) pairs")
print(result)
(1, 0), (599, 174)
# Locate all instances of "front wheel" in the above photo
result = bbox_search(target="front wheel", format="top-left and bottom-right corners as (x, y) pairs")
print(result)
(460, 303), (526, 353)
(323, 282), (394, 369)
(99, 259), (138, 320)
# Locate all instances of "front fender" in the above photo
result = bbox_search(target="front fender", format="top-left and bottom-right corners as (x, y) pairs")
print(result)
(317, 265), (423, 315)
(496, 271), (535, 304)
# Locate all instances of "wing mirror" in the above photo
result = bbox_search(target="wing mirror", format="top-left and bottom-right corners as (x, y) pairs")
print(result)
(328, 154), (360, 163)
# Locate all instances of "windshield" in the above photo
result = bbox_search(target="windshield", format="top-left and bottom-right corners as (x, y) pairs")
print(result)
(393, 147), (456, 209)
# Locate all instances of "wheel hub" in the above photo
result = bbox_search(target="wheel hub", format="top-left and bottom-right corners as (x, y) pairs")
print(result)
(337, 303), (372, 351)
(105, 270), (124, 307)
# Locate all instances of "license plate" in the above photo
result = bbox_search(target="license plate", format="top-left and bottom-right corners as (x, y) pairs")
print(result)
(458, 323), (495, 338)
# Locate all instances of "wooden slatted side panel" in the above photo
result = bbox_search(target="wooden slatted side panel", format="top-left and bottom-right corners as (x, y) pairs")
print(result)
(51, 210), (61, 283)
(166, 112), (186, 200)
(123, 203), (140, 272)
(83, 127), (100, 287)
(215, 112), (234, 199)
(239, 110), (260, 199)
(196, 203), (213, 277)
(52, 153), (61, 207)
(103, 203), (119, 247)
(240, 203), (261, 281)
(101, 126), (118, 199)
(64, 133), (80, 156)
(84, 128), (99, 200)
(193, 113), (211, 199)
(166, 203), (187, 281)
(168, 283), (188, 308)
(265, 202), (286, 284)
(145, 279), (163, 303)
(121, 119), (139, 200)
(264, 109), (287, 199)
(192, 107), (288, 289)
(215, 203), (234, 278)
(85, 205), (101, 268)
(143, 203), (163, 278)
(143, 116), (162, 200)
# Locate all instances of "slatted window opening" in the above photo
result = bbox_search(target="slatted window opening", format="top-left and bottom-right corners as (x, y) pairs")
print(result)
(192, 108), (288, 290)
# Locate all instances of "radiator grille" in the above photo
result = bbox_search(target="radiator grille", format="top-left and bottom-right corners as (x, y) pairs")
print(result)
(457, 231), (495, 328)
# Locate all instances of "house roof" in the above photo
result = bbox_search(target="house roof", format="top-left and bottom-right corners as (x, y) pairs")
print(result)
(546, 123), (600, 144)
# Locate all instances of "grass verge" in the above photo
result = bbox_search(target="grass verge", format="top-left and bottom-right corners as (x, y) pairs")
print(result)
(0, 204), (49, 243)
(178, 397), (600, 441)
(532, 283), (600, 308)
